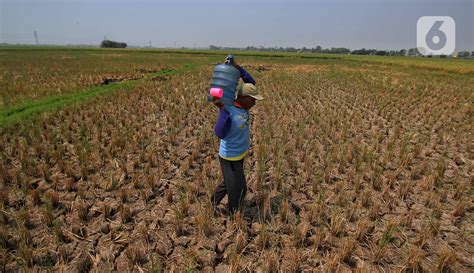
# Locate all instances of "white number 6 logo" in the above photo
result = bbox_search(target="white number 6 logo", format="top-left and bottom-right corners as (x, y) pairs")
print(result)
(417, 16), (455, 56)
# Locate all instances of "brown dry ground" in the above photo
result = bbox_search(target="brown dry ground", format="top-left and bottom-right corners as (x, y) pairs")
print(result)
(0, 51), (472, 272)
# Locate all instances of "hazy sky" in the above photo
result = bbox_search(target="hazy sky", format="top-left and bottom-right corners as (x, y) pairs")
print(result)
(1, 0), (472, 51)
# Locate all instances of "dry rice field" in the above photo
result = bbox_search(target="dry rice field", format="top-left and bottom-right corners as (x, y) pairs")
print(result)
(0, 48), (472, 272)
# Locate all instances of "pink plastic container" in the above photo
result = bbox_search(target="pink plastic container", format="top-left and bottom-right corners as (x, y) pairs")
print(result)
(209, 87), (223, 98)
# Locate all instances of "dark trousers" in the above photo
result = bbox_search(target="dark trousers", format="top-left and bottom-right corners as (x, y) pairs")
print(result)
(211, 156), (247, 214)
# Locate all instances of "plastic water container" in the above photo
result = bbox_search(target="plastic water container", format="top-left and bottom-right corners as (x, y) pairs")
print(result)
(208, 59), (240, 105)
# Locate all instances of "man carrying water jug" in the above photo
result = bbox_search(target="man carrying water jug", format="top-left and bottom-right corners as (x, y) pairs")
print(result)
(211, 56), (263, 216)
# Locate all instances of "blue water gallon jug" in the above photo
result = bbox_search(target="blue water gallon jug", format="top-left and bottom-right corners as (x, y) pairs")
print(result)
(209, 60), (240, 105)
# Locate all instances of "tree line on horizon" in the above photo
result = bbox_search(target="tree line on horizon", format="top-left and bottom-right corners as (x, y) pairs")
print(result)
(209, 45), (474, 58)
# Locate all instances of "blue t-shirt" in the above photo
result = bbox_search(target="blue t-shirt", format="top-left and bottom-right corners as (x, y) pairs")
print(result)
(218, 105), (250, 160)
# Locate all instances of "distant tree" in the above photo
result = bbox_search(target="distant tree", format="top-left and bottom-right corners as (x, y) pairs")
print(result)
(375, 50), (387, 56)
(351, 48), (365, 55)
(351, 48), (377, 55)
(329, 47), (350, 54)
(100, 40), (127, 48)
(407, 48), (419, 56)
(387, 50), (404, 56)
(457, 51), (471, 58)
(399, 49), (407, 56)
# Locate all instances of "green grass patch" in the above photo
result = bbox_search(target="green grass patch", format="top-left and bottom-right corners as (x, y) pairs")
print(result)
(0, 64), (200, 129)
